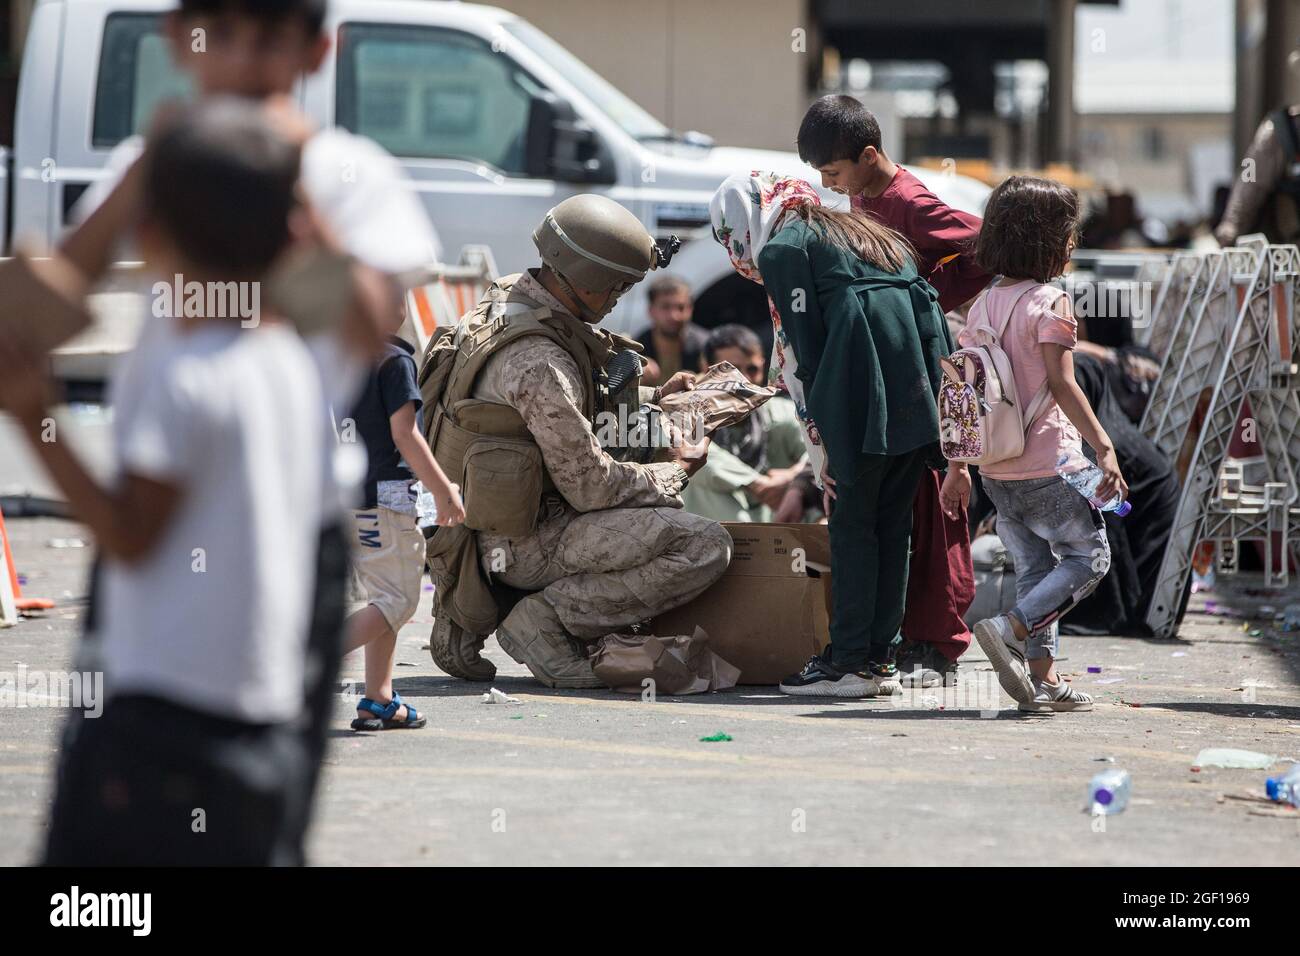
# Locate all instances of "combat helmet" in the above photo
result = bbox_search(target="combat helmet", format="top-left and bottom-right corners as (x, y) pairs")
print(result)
(532, 194), (679, 322)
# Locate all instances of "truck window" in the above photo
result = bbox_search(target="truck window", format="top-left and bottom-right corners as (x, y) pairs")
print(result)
(93, 14), (193, 148)
(336, 23), (532, 175)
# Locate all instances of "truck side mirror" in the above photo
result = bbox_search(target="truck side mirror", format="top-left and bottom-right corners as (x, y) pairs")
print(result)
(526, 91), (616, 185)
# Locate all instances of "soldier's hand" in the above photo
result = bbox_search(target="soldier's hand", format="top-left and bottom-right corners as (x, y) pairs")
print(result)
(667, 417), (710, 477)
(657, 370), (697, 400)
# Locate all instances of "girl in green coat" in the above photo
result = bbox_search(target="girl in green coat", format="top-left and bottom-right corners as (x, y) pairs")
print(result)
(710, 171), (953, 697)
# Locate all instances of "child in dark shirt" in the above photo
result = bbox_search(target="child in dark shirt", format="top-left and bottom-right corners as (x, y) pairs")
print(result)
(343, 314), (464, 731)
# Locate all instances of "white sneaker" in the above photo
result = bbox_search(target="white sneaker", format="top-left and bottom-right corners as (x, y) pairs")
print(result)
(1019, 677), (1094, 713)
(778, 655), (901, 698)
(973, 615), (1035, 704)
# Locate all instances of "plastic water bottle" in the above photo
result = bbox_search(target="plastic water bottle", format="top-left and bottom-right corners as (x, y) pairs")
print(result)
(415, 483), (438, 529)
(1057, 453), (1131, 516)
(1265, 764), (1300, 807)
(1086, 768), (1131, 815)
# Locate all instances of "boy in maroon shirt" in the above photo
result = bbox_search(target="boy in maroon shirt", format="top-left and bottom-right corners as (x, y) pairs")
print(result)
(797, 94), (987, 687)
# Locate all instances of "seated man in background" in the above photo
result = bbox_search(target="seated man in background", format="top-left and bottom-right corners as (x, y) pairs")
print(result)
(633, 275), (709, 387)
(681, 324), (808, 523)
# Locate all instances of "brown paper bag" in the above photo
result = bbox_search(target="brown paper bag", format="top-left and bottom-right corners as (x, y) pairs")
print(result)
(591, 626), (740, 695)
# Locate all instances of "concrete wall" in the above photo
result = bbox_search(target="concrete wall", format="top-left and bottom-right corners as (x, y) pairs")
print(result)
(488, 0), (811, 150)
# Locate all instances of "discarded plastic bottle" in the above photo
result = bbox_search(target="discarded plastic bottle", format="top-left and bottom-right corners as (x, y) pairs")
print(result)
(1087, 768), (1131, 815)
(1057, 453), (1131, 516)
(1265, 764), (1300, 807)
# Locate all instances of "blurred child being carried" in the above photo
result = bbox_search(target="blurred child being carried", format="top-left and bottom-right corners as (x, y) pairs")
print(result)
(0, 100), (330, 864)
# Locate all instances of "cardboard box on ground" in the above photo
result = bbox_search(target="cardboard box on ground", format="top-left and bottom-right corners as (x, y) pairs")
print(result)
(652, 523), (831, 685)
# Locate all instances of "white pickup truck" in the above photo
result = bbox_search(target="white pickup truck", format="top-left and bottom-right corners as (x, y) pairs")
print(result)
(1, 0), (990, 338)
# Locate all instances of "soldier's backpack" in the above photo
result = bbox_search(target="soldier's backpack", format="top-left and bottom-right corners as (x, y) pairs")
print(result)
(938, 282), (1053, 466)
(417, 275), (614, 539)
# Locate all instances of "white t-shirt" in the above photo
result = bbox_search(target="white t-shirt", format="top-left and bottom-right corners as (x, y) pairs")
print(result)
(100, 319), (325, 723)
(76, 124), (440, 719)
(77, 127), (441, 278)
(76, 126), (442, 516)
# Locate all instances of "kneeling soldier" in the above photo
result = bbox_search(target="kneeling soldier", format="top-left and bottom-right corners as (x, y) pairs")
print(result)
(420, 195), (732, 687)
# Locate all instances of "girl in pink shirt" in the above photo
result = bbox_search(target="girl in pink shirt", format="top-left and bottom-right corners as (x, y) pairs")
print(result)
(963, 280), (1084, 481)
(940, 176), (1128, 713)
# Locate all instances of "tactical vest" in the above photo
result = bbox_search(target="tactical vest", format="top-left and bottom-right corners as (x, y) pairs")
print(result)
(417, 272), (642, 538)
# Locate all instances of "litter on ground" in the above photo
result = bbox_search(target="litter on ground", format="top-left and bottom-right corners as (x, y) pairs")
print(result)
(1192, 748), (1276, 770)
(481, 687), (523, 705)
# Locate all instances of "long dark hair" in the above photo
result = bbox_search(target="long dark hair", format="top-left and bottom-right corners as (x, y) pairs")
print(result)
(788, 203), (915, 274)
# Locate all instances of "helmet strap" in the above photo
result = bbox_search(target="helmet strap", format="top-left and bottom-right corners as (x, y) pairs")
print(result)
(551, 268), (611, 324)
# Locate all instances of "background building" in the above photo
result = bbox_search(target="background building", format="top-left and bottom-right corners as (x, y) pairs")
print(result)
(489, 0), (1283, 238)
(493, 0), (810, 153)
(1073, 0), (1234, 234)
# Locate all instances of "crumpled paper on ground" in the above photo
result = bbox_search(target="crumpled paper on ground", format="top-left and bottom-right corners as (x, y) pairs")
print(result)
(591, 627), (740, 695)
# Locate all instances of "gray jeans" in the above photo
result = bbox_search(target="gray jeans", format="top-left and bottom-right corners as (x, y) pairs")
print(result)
(983, 475), (1110, 660)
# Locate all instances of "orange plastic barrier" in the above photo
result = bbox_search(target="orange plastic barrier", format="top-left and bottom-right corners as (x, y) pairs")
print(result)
(0, 505), (55, 625)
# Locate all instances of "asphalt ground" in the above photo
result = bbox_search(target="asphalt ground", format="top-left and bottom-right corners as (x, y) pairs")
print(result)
(2, 516), (1298, 865)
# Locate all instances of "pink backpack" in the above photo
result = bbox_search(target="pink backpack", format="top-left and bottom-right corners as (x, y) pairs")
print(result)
(938, 283), (1053, 466)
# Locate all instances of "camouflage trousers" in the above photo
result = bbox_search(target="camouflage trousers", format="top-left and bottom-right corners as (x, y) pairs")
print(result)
(480, 498), (731, 640)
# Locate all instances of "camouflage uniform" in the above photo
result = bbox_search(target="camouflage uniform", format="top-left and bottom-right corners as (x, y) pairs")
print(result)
(474, 272), (731, 685)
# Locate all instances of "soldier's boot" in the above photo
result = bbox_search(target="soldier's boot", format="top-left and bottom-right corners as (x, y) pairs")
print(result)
(429, 602), (496, 682)
(495, 593), (603, 689)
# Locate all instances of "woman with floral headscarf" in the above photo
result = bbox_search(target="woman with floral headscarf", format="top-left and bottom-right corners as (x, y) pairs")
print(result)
(710, 170), (953, 697)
